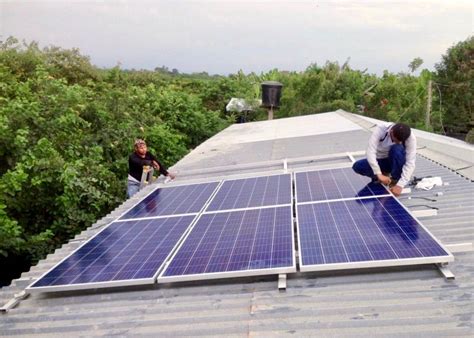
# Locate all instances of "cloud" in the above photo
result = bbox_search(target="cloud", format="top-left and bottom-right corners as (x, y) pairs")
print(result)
(0, 0), (471, 74)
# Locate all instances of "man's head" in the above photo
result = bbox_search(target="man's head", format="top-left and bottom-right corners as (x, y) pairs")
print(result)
(390, 123), (411, 143)
(134, 139), (147, 156)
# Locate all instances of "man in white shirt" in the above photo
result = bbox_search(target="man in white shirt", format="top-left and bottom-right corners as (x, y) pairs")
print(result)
(352, 123), (416, 197)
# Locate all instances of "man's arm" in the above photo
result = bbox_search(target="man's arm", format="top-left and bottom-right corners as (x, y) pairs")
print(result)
(152, 159), (169, 176)
(396, 134), (417, 188)
(148, 153), (170, 177)
(367, 125), (384, 175)
(129, 153), (152, 168)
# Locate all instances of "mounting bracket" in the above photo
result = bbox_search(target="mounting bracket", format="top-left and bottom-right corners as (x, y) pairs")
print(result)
(0, 290), (30, 313)
(436, 263), (455, 280)
(278, 274), (287, 291)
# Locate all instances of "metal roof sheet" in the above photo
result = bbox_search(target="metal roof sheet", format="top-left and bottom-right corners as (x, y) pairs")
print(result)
(1, 111), (472, 336)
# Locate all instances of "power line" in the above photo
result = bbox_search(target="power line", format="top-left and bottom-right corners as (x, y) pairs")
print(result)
(433, 82), (446, 135)
(397, 87), (427, 121)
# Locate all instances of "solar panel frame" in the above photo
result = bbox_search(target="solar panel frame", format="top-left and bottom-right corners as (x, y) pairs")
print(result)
(118, 180), (222, 221)
(295, 196), (453, 273)
(294, 166), (391, 204)
(158, 204), (296, 284)
(204, 173), (292, 213)
(26, 215), (200, 293)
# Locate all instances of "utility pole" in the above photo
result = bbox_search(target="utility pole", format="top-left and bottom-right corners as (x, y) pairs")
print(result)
(426, 80), (432, 129)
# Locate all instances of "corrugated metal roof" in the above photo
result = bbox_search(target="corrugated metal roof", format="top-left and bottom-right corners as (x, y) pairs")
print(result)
(1, 111), (473, 336)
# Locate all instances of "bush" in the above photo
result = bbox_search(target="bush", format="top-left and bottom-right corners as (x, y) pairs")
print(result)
(465, 129), (474, 144)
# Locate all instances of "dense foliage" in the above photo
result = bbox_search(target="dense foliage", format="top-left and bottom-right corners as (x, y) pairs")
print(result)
(434, 36), (474, 138)
(0, 37), (231, 284)
(0, 36), (471, 286)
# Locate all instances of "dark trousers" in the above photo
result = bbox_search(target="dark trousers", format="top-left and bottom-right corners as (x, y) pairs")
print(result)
(352, 144), (406, 181)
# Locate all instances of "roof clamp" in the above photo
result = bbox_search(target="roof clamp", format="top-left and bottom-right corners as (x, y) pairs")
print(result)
(436, 263), (455, 280)
(346, 152), (356, 163)
(401, 187), (412, 194)
(411, 208), (438, 218)
(445, 242), (473, 253)
(0, 290), (30, 313)
(278, 274), (287, 291)
(283, 158), (288, 173)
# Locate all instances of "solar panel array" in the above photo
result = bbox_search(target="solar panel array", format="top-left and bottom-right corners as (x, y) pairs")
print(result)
(295, 168), (452, 272)
(28, 167), (452, 293)
(28, 175), (296, 292)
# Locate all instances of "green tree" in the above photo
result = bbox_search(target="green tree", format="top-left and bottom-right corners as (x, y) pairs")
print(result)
(434, 36), (473, 140)
(408, 57), (424, 73)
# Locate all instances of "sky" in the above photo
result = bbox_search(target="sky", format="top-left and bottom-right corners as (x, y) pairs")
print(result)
(0, 0), (472, 75)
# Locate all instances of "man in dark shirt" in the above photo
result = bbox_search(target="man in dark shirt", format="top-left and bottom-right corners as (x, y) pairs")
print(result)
(127, 139), (176, 197)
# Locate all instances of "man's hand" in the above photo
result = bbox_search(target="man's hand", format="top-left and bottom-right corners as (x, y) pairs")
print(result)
(151, 160), (160, 171)
(390, 185), (403, 197)
(167, 172), (176, 180)
(377, 174), (391, 185)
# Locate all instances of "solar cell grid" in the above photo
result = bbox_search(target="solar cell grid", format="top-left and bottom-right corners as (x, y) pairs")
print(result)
(295, 167), (389, 203)
(206, 174), (291, 211)
(120, 182), (219, 219)
(28, 215), (195, 292)
(297, 196), (451, 271)
(159, 206), (295, 282)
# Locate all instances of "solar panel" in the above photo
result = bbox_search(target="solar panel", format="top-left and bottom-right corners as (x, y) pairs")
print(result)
(206, 174), (291, 211)
(158, 206), (296, 283)
(120, 182), (219, 220)
(295, 167), (389, 203)
(297, 196), (452, 271)
(27, 215), (195, 292)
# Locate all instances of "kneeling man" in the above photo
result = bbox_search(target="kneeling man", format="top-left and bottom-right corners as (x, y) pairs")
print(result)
(353, 123), (416, 197)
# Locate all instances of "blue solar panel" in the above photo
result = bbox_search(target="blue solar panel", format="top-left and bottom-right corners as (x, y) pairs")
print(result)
(120, 182), (219, 219)
(158, 206), (295, 282)
(297, 196), (452, 271)
(27, 216), (195, 292)
(295, 167), (389, 203)
(206, 174), (291, 211)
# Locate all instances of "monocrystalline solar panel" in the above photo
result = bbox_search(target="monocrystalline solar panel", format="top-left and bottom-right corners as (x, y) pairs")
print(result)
(297, 196), (452, 271)
(27, 216), (195, 292)
(206, 174), (291, 211)
(158, 206), (296, 283)
(120, 182), (219, 220)
(295, 167), (389, 203)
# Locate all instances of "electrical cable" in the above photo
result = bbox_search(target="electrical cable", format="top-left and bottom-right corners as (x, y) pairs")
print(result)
(433, 82), (446, 135)
(407, 204), (439, 210)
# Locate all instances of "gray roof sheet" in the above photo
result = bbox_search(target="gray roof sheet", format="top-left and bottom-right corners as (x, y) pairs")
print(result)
(1, 111), (473, 336)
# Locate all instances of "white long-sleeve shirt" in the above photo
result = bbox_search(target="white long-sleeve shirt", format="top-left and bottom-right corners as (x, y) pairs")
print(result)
(366, 123), (417, 188)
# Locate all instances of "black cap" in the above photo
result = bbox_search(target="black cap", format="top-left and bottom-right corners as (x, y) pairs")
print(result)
(392, 123), (411, 142)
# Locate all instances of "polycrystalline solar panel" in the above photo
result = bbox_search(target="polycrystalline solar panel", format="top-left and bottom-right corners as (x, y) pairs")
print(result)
(27, 216), (195, 292)
(120, 182), (219, 220)
(297, 196), (452, 271)
(206, 174), (291, 211)
(295, 167), (389, 203)
(158, 206), (296, 283)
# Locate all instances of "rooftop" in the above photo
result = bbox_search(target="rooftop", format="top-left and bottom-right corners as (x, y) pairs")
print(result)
(1, 111), (473, 336)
